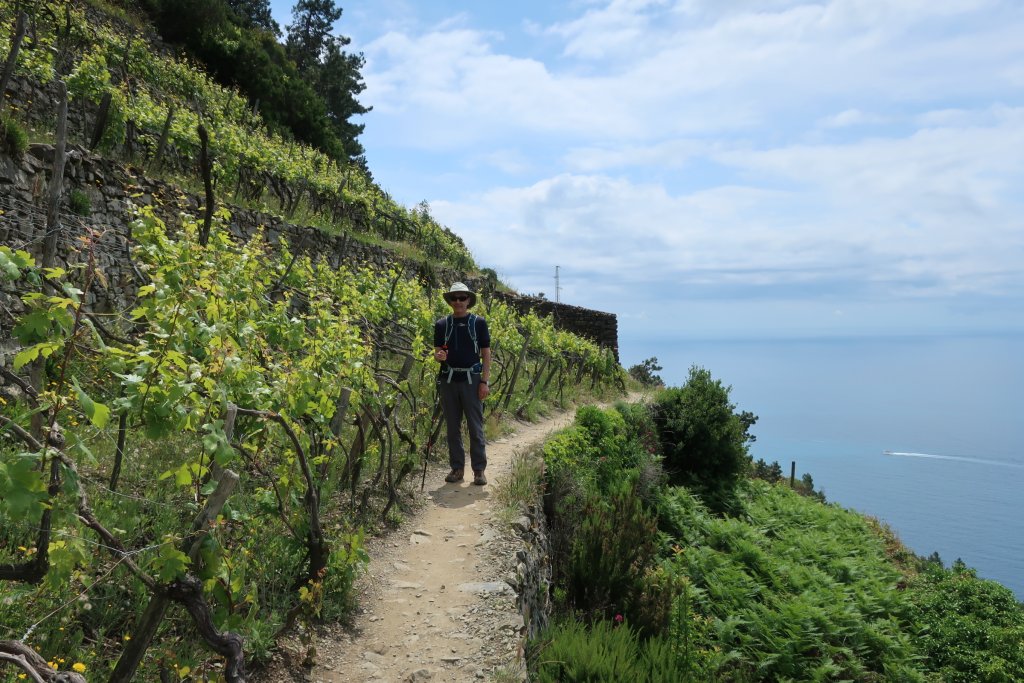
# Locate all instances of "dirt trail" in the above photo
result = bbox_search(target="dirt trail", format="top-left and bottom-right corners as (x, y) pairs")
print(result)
(260, 407), (584, 683)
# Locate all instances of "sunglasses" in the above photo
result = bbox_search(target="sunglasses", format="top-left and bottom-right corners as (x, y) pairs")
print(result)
(449, 295), (469, 302)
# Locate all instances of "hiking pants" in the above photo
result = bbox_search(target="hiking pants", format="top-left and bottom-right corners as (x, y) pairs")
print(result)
(439, 381), (487, 472)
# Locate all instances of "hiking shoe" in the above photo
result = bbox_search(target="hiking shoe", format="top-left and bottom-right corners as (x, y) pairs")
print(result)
(445, 468), (464, 483)
(472, 471), (487, 486)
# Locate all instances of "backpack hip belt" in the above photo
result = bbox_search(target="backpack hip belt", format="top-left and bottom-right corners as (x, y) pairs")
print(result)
(445, 362), (483, 384)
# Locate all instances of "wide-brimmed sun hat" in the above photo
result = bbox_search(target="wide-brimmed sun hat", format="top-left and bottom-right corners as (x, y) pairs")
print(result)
(442, 282), (477, 309)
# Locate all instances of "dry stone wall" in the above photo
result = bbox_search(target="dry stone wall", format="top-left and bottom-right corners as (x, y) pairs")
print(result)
(490, 291), (619, 360)
(510, 504), (553, 640)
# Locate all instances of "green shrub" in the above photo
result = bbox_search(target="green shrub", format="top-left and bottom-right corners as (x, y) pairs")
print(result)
(542, 425), (592, 590)
(69, 189), (92, 216)
(613, 400), (665, 498)
(903, 563), (1024, 682)
(576, 404), (626, 452)
(543, 406), (670, 629)
(2, 115), (29, 156)
(576, 404), (633, 492)
(552, 404), (661, 497)
(751, 457), (784, 483)
(529, 618), (686, 682)
(561, 480), (670, 633)
(319, 525), (368, 620)
(614, 400), (658, 454)
(542, 424), (596, 480)
(651, 366), (752, 512)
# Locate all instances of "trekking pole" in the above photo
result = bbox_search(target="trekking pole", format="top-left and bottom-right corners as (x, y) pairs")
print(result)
(421, 345), (448, 490)
(420, 394), (444, 491)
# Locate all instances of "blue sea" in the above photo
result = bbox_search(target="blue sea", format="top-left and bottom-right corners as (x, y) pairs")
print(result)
(650, 334), (1024, 601)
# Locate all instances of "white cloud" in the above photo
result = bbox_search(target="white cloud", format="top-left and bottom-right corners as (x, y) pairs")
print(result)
(545, 0), (674, 59)
(817, 109), (887, 128)
(562, 139), (707, 172)
(360, 0), (1023, 154)
(475, 148), (534, 175)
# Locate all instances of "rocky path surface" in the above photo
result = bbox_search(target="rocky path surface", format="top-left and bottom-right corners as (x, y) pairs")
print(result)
(258, 407), (584, 683)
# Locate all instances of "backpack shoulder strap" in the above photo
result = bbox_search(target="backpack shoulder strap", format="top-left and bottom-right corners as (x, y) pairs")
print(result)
(442, 314), (480, 354)
(442, 314), (454, 346)
(467, 313), (478, 353)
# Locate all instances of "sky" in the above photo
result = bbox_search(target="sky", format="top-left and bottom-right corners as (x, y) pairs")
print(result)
(268, 0), (1024, 371)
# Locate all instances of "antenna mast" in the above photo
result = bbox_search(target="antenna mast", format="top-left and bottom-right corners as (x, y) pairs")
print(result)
(554, 265), (562, 303)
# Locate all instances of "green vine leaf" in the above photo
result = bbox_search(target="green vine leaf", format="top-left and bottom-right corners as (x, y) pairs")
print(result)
(0, 454), (50, 517)
(46, 537), (89, 589)
(73, 378), (111, 429)
(155, 541), (190, 581)
(12, 310), (52, 343)
(0, 247), (33, 280)
(202, 422), (235, 466)
(13, 341), (63, 370)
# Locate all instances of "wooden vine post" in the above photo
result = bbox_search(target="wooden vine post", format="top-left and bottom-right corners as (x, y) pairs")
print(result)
(83, 33), (127, 151)
(317, 387), (353, 496)
(109, 400), (128, 491)
(89, 91), (112, 150)
(0, 10), (27, 101)
(197, 123), (214, 246)
(500, 328), (532, 414)
(517, 357), (550, 418)
(124, 118), (135, 160)
(42, 81), (69, 269)
(151, 103), (175, 170)
(30, 80), (69, 441)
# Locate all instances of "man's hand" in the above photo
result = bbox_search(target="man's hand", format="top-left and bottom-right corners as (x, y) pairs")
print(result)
(434, 347), (447, 362)
(478, 382), (490, 400)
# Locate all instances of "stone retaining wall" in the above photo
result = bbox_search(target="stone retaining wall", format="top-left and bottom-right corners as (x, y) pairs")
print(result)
(510, 503), (553, 640)
(491, 292), (619, 360)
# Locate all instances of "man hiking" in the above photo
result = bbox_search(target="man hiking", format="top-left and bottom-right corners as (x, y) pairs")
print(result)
(433, 282), (491, 485)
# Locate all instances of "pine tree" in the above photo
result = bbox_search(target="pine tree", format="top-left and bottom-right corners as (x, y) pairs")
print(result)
(226, 0), (279, 34)
(285, 0), (343, 74)
(286, 0), (369, 164)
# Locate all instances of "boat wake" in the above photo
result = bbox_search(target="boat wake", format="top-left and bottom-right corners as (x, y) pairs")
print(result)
(883, 450), (1024, 469)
